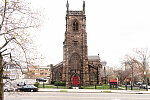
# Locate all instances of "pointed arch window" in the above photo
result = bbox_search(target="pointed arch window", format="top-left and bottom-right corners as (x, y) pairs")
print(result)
(73, 41), (78, 46)
(90, 72), (95, 82)
(70, 53), (80, 71)
(73, 20), (79, 32)
(56, 72), (60, 81)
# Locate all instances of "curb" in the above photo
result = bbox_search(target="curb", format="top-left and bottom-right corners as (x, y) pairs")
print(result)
(38, 89), (150, 94)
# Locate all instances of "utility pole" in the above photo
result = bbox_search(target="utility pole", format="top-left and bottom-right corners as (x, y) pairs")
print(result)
(143, 57), (148, 91)
(131, 66), (133, 90)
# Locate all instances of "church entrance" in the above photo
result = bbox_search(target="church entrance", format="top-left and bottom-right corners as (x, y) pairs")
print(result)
(72, 75), (79, 87)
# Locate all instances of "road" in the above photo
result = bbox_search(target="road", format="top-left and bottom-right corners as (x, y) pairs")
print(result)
(4, 92), (150, 100)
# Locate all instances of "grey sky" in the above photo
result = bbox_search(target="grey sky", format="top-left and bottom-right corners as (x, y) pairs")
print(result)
(30, 0), (150, 67)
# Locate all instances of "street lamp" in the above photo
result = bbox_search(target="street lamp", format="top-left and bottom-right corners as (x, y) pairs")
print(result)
(143, 57), (148, 91)
(131, 66), (133, 90)
(56, 72), (59, 88)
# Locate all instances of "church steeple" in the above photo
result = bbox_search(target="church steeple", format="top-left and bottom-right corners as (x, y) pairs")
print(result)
(66, 0), (69, 12)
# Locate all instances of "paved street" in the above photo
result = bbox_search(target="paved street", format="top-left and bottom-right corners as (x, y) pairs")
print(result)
(4, 92), (150, 100)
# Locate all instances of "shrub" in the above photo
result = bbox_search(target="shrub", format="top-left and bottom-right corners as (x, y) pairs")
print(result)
(54, 82), (66, 86)
(80, 86), (84, 89)
(34, 82), (39, 88)
(51, 81), (55, 84)
(45, 83), (50, 85)
(68, 86), (72, 89)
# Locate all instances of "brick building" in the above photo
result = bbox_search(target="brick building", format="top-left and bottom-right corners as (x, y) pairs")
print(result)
(50, 1), (102, 87)
(28, 66), (50, 79)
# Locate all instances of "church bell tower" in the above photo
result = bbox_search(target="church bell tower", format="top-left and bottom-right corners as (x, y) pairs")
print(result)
(62, 1), (89, 86)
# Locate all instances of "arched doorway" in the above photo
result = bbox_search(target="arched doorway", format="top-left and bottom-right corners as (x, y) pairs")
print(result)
(70, 53), (81, 87)
(72, 75), (79, 87)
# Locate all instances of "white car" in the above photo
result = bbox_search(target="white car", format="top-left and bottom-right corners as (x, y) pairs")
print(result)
(136, 82), (143, 85)
(4, 85), (14, 92)
(4, 85), (9, 92)
(139, 85), (150, 89)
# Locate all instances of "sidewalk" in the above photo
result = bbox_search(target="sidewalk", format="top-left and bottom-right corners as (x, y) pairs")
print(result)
(39, 88), (150, 94)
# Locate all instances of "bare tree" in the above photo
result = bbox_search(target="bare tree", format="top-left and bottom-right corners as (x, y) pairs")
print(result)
(113, 66), (130, 85)
(0, 0), (40, 100)
(105, 66), (115, 83)
(123, 48), (150, 86)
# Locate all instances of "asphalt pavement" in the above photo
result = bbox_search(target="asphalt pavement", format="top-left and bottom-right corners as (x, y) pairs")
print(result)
(4, 91), (150, 100)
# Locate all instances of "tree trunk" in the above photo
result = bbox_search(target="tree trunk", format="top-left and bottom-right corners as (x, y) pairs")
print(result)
(0, 53), (4, 100)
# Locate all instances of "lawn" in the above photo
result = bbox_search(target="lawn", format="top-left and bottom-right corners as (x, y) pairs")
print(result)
(85, 84), (125, 90)
(38, 84), (124, 90)
(39, 85), (68, 89)
(85, 85), (110, 89)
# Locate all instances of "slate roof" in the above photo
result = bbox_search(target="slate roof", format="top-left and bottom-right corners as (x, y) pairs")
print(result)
(54, 61), (63, 69)
(88, 56), (100, 61)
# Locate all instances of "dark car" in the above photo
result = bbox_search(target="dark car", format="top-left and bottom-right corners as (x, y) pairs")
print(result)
(36, 78), (46, 82)
(17, 85), (38, 92)
(139, 85), (150, 89)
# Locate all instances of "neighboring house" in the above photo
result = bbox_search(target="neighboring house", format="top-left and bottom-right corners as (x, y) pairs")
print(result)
(4, 64), (50, 80)
(4, 64), (27, 79)
(28, 66), (50, 79)
(38, 66), (50, 78)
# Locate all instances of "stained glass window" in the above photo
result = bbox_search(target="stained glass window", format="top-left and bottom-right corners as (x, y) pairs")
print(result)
(70, 53), (80, 71)
(90, 72), (95, 82)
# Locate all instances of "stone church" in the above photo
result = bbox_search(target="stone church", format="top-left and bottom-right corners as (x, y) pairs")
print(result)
(50, 1), (102, 87)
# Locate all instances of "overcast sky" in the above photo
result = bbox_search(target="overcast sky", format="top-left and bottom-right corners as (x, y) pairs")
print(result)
(29, 0), (150, 67)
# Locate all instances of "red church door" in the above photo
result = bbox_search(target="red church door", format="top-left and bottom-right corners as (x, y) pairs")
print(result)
(72, 75), (79, 87)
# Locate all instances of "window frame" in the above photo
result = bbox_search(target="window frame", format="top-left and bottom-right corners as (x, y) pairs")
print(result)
(73, 20), (79, 32)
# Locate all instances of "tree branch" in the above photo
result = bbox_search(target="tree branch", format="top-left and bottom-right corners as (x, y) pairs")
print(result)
(1, 49), (7, 53)
(0, 0), (7, 32)
(2, 53), (10, 56)
(0, 37), (15, 50)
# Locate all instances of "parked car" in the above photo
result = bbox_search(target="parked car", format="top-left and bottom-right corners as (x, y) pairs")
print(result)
(17, 85), (38, 92)
(139, 85), (150, 89)
(4, 85), (15, 92)
(4, 85), (9, 92)
(36, 78), (46, 82)
(136, 82), (143, 85)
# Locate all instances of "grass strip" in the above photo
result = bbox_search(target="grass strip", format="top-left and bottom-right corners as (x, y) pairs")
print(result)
(60, 90), (68, 92)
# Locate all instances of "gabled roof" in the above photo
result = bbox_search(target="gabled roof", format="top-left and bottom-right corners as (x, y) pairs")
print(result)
(55, 62), (63, 67)
(53, 62), (63, 69)
(88, 56), (100, 61)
